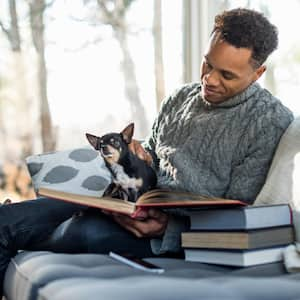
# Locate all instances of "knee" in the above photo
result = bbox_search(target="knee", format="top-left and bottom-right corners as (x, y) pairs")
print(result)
(0, 225), (17, 257)
(69, 212), (128, 253)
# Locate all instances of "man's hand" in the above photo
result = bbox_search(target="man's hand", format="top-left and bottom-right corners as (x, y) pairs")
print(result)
(112, 208), (168, 238)
(129, 139), (153, 166)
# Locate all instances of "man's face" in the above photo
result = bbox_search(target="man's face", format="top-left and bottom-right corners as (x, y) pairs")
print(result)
(200, 33), (265, 104)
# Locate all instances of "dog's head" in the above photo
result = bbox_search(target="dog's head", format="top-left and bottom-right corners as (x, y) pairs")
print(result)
(86, 123), (134, 165)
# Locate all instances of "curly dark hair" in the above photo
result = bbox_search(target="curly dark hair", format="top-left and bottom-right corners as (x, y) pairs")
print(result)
(212, 8), (278, 67)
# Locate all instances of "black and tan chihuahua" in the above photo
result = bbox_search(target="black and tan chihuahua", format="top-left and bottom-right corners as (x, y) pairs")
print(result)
(86, 123), (157, 202)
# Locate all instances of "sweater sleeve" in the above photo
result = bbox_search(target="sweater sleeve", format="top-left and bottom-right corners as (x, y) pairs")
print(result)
(143, 84), (199, 254)
(150, 214), (190, 255)
(225, 111), (293, 204)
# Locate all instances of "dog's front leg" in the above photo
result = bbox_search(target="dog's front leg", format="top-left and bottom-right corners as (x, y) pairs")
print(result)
(103, 183), (116, 196)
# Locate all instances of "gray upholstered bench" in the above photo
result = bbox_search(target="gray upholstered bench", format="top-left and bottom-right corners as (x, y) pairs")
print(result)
(4, 251), (299, 300)
(4, 116), (300, 300)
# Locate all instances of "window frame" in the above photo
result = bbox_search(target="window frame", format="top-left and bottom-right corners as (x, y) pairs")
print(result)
(182, 0), (227, 83)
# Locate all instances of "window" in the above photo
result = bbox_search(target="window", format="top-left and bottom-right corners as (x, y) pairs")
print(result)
(184, 0), (300, 116)
(0, 0), (183, 200)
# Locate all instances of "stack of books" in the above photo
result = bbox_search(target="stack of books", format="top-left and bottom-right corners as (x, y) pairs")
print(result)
(182, 204), (294, 267)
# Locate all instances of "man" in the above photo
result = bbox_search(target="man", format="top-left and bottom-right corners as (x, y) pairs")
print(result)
(113, 8), (294, 255)
(0, 8), (294, 296)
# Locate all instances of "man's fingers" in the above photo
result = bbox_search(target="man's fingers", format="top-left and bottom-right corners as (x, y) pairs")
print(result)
(132, 207), (149, 219)
(128, 140), (153, 165)
(135, 147), (152, 164)
(147, 208), (168, 223)
(113, 215), (143, 237)
(113, 214), (153, 237)
(113, 213), (167, 238)
(142, 152), (153, 166)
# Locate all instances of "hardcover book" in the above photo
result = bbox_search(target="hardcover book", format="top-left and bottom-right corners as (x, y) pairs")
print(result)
(184, 246), (286, 267)
(37, 187), (246, 218)
(181, 226), (294, 250)
(187, 204), (292, 230)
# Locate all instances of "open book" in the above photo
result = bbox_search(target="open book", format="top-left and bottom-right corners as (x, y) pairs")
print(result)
(38, 187), (247, 217)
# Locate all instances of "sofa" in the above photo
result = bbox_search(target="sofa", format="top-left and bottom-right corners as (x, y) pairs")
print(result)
(3, 116), (300, 300)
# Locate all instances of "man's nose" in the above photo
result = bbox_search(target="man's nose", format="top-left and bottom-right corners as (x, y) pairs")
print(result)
(205, 69), (219, 86)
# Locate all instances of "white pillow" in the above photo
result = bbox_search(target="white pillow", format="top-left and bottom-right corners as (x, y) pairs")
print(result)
(255, 116), (300, 210)
(26, 147), (112, 197)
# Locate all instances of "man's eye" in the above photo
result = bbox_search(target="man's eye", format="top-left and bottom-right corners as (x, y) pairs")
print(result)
(222, 72), (234, 80)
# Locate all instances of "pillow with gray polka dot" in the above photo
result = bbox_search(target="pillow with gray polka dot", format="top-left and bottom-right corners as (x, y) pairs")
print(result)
(26, 147), (112, 197)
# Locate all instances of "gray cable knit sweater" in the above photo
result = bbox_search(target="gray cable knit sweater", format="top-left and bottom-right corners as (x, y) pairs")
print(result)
(143, 82), (294, 254)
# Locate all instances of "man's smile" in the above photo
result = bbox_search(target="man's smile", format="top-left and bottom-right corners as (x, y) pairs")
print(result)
(203, 84), (220, 98)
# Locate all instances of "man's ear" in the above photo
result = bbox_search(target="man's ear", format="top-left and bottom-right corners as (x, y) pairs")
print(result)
(86, 133), (99, 149)
(253, 65), (266, 81)
(121, 123), (134, 144)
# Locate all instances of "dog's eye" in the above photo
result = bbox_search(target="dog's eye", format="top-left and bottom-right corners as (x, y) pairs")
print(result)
(113, 140), (120, 147)
(109, 138), (120, 147)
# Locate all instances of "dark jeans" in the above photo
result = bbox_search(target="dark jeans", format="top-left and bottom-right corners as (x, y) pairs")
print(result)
(0, 198), (153, 296)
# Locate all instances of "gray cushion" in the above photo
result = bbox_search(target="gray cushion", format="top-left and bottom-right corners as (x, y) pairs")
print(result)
(26, 147), (111, 197)
(37, 275), (300, 300)
(255, 116), (300, 210)
(3, 251), (293, 300)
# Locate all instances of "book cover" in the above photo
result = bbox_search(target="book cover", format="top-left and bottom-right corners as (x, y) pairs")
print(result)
(187, 204), (292, 230)
(37, 187), (246, 218)
(184, 246), (286, 267)
(181, 226), (294, 250)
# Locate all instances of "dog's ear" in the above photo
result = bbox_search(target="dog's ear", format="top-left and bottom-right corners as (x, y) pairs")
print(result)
(121, 123), (134, 144)
(86, 133), (99, 149)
